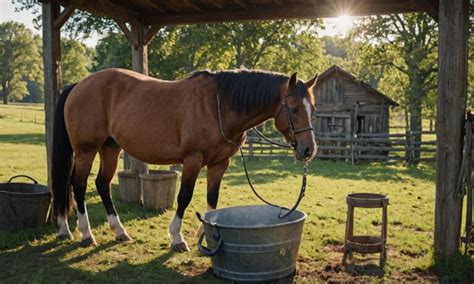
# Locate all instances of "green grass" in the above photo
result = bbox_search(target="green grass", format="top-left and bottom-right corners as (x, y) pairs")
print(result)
(0, 103), (473, 282)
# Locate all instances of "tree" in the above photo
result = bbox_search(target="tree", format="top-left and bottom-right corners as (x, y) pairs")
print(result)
(93, 32), (130, 71)
(0, 21), (42, 104)
(355, 13), (438, 162)
(61, 39), (94, 85)
(93, 20), (326, 81)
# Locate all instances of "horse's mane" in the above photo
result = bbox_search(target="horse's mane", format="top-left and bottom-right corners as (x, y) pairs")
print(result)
(189, 69), (307, 114)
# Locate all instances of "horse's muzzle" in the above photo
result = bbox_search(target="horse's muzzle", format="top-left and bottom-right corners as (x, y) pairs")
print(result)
(295, 142), (316, 161)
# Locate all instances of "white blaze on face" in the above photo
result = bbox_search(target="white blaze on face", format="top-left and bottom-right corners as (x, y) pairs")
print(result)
(303, 98), (317, 158)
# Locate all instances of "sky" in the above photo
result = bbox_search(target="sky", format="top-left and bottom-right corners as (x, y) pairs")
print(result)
(0, 0), (355, 47)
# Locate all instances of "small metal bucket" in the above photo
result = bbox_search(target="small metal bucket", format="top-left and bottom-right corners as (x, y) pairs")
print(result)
(197, 205), (307, 282)
(0, 175), (51, 231)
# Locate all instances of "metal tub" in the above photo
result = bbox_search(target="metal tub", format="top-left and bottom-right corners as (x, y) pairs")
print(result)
(197, 205), (306, 282)
(0, 175), (51, 231)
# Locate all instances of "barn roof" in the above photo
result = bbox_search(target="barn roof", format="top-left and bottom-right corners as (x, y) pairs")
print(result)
(316, 65), (399, 107)
(52, 0), (439, 25)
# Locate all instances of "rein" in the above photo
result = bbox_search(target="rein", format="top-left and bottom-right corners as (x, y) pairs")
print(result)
(216, 92), (310, 219)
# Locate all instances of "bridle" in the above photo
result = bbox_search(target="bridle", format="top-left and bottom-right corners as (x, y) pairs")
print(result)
(215, 91), (313, 218)
(277, 93), (315, 149)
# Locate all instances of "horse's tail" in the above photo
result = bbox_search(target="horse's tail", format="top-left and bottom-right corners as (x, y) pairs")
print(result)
(52, 83), (77, 218)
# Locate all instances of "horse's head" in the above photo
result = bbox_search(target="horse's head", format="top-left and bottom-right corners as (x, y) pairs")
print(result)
(274, 73), (318, 162)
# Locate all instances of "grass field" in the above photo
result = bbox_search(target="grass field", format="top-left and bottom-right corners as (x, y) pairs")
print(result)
(0, 103), (473, 282)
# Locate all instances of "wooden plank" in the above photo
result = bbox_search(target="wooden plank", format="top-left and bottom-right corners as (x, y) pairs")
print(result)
(42, 0), (62, 188)
(434, 0), (469, 257)
(145, 2), (427, 25)
(60, 0), (139, 24)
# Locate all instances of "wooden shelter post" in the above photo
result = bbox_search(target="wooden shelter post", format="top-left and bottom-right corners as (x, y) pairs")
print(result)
(116, 22), (160, 174)
(42, 1), (75, 187)
(434, 0), (469, 256)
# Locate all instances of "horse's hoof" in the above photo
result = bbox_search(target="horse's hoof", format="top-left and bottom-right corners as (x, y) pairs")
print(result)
(57, 233), (74, 241)
(171, 242), (190, 252)
(81, 236), (97, 247)
(116, 233), (133, 243)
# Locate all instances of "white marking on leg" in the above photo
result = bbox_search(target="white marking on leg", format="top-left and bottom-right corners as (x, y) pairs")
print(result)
(168, 214), (185, 245)
(57, 216), (72, 237)
(303, 98), (317, 159)
(107, 214), (127, 236)
(77, 209), (94, 240)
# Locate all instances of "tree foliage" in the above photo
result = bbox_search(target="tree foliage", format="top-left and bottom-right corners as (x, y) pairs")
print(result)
(354, 14), (438, 122)
(61, 39), (94, 85)
(93, 20), (326, 82)
(0, 21), (42, 104)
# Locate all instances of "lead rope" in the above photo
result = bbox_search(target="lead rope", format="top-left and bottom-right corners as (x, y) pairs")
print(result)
(217, 92), (308, 218)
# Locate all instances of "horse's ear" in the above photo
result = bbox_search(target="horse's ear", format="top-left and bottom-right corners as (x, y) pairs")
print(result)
(305, 74), (318, 89)
(288, 72), (297, 89)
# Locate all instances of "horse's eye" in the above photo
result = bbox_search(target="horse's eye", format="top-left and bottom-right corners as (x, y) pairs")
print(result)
(290, 108), (298, 114)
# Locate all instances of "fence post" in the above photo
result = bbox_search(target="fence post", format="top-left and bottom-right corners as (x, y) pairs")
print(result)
(405, 129), (411, 165)
(350, 134), (355, 165)
(248, 138), (254, 160)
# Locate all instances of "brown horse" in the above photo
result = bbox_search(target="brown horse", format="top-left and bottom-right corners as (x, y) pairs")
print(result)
(52, 68), (317, 251)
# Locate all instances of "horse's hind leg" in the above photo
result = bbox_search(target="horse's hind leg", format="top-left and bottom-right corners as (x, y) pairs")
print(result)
(96, 146), (132, 242)
(72, 151), (97, 245)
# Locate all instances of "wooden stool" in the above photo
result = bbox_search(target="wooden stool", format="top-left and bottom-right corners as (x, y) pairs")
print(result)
(342, 193), (389, 267)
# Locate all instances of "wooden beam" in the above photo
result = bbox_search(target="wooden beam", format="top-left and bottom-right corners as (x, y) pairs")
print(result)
(143, 25), (162, 45)
(116, 20), (135, 45)
(146, 0), (168, 14)
(151, 0), (179, 13)
(434, 0), (469, 256)
(272, 0), (284, 6)
(184, 0), (204, 12)
(53, 5), (75, 29)
(234, 0), (249, 9)
(42, 0), (62, 188)
(418, 0), (439, 22)
(145, 2), (427, 25)
(60, 0), (139, 24)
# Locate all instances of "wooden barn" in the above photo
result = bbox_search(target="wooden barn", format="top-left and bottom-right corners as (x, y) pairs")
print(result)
(313, 65), (398, 136)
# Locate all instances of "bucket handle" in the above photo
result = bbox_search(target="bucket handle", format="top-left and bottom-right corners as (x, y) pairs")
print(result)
(197, 232), (223, 257)
(196, 212), (223, 256)
(4, 175), (38, 229)
(7, 175), (38, 185)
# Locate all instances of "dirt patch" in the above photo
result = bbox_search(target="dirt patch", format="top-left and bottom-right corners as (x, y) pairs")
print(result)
(294, 248), (440, 282)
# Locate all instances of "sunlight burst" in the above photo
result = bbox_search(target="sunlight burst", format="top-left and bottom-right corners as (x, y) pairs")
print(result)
(327, 14), (354, 36)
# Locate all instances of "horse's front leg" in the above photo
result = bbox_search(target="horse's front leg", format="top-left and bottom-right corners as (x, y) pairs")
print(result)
(168, 153), (203, 252)
(196, 158), (230, 237)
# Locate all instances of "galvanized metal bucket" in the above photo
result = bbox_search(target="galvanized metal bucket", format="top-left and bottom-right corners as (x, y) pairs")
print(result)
(197, 205), (307, 282)
(0, 175), (51, 231)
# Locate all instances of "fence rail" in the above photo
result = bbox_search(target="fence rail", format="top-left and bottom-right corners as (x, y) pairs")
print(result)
(243, 131), (437, 164)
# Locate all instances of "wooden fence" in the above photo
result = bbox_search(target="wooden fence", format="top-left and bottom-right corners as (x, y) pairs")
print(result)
(243, 131), (437, 164)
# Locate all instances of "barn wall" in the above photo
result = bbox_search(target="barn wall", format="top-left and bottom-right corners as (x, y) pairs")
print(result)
(313, 71), (392, 135)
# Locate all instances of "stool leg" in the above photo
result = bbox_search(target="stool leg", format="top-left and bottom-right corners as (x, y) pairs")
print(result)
(343, 204), (354, 264)
(380, 205), (388, 267)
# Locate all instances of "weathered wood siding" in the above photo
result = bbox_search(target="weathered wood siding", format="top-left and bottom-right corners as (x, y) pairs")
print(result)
(313, 71), (391, 135)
